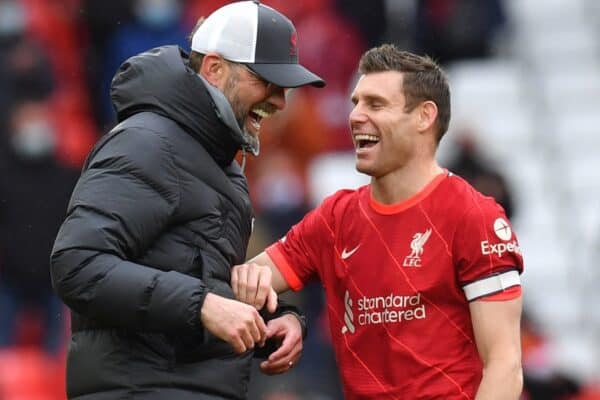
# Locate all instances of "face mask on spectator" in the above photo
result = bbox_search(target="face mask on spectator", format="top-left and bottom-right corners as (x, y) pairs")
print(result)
(134, 0), (181, 29)
(0, 0), (26, 37)
(11, 119), (56, 160)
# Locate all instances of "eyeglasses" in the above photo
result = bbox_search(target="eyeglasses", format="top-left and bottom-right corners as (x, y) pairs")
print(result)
(224, 58), (289, 97)
(239, 64), (272, 90)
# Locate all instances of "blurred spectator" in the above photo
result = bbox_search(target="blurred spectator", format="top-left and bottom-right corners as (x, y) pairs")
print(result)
(98, 0), (189, 127)
(0, 1), (54, 115)
(251, 150), (310, 239)
(0, 100), (79, 355)
(79, 0), (135, 128)
(414, 0), (506, 64)
(334, 0), (387, 47)
(447, 133), (515, 218)
(267, 0), (365, 148)
(11, 0), (100, 167)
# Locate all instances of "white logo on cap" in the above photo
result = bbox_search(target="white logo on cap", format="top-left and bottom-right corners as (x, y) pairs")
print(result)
(493, 218), (512, 241)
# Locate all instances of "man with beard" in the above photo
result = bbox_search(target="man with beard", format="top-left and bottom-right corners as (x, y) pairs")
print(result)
(50, 2), (324, 399)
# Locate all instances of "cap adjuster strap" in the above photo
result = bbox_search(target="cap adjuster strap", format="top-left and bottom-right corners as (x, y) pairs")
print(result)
(462, 270), (520, 301)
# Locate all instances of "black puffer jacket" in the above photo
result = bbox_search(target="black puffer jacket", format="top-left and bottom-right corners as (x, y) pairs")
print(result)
(51, 46), (294, 400)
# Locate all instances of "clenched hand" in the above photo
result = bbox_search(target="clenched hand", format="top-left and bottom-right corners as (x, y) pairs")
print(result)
(200, 292), (267, 353)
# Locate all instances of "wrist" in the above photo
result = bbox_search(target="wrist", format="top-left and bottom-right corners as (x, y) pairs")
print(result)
(279, 310), (307, 339)
(199, 292), (216, 322)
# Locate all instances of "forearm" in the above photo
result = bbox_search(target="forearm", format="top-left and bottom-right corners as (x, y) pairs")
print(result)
(475, 358), (523, 400)
(51, 249), (208, 334)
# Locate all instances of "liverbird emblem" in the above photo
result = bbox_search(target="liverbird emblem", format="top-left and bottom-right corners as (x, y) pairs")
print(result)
(403, 229), (432, 267)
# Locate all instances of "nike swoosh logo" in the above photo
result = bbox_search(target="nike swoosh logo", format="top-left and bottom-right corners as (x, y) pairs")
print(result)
(341, 245), (361, 260)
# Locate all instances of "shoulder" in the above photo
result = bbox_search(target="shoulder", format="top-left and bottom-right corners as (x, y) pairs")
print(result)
(319, 186), (364, 214)
(80, 114), (182, 199)
(443, 173), (506, 218)
(90, 114), (178, 173)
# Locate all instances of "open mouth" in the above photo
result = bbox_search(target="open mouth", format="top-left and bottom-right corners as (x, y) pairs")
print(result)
(354, 134), (380, 149)
(248, 108), (272, 133)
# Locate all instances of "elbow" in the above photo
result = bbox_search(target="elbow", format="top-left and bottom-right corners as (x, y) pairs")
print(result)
(483, 356), (523, 396)
(510, 359), (524, 396)
(49, 248), (72, 301)
(50, 247), (95, 309)
(515, 360), (524, 396)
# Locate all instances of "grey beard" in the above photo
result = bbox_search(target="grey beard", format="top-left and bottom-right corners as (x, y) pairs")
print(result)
(241, 128), (260, 156)
(234, 113), (259, 156)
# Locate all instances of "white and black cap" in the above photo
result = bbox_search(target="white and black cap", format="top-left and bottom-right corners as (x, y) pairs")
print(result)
(191, 0), (325, 88)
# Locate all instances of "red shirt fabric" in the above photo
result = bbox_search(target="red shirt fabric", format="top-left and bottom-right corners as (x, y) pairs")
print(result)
(267, 171), (524, 399)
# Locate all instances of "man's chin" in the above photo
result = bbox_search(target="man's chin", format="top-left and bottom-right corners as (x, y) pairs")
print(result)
(241, 129), (260, 156)
(355, 162), (375, 177)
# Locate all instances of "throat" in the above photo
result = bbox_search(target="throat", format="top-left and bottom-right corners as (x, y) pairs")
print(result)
(371, 166), (445, 205)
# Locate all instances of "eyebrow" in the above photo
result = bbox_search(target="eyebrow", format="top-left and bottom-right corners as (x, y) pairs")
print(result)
(350, 93), (388, 105)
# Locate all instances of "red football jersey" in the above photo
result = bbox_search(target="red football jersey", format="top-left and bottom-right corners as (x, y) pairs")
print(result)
(267, 171), (524, 399)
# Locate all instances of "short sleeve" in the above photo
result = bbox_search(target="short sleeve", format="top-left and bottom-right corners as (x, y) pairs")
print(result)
(266, 194), (339, 291)
(454, 197), (524, 301)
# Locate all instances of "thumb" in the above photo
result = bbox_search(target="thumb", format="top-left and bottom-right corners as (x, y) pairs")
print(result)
(266, 317), (285, 338)
(266, 288), (278, 313)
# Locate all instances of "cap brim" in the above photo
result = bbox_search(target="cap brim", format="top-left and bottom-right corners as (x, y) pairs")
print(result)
(247, 63), (325, 88)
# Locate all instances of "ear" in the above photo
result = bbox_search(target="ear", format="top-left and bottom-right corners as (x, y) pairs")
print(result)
(417, 100), (438, 133)
(199, 53), (228, 89)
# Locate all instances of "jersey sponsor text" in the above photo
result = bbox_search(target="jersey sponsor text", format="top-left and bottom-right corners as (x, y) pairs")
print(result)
(342, 291), (426, 333)
(480, 240), (521, 257)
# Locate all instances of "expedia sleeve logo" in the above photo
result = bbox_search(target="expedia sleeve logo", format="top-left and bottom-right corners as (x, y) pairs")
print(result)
(480, 218), (522, 257)
(493, 218), (512, 240)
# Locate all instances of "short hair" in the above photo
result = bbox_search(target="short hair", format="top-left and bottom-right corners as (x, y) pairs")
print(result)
(358, 44), (451, 143)
(188, 17), (206, 72)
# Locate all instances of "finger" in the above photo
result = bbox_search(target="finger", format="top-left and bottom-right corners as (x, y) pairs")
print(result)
(259, 360), (290, 375)
(230, 335), (247, 354)
(255, 269), (272, 310)
(247, 265), (260, 308)
(240, 324), (255, 351)
(266, 288), (278, 313)
(231, 266), (240, 298)
(261, 354), (298, 374)
(237, 265), (248, 303)
(265, 318), (284, 339)
(268, 335), (299, 364)
(254, 313), (268, 346)
(256, 313), (269, 345)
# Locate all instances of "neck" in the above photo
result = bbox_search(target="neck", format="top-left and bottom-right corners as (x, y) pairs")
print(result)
(370, 160), (444, 205)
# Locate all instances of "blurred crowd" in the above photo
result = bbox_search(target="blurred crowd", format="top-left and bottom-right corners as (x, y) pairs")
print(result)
(0, 0), (598, 399)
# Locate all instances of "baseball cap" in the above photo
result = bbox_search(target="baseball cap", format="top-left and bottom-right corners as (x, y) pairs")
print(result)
(190, 1), (325, 88)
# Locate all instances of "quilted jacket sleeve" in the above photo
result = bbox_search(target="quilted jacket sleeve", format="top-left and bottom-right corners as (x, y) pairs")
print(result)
(50, 126), (207, 334)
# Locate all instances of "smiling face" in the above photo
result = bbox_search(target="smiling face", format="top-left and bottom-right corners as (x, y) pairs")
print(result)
(222, 63), (287, 140)
(200, 54), (287, 152)
(349, 71), (422, 178)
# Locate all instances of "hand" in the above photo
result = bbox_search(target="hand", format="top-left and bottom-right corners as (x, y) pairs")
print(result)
(231, 262), (278, 313)
(200, 293), (267, 353)
(259, 313), (303, 375)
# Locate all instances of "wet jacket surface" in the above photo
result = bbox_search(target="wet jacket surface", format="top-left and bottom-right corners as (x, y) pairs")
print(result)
(51, 46), (275, 399)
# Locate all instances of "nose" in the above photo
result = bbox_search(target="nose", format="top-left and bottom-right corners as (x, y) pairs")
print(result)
(349, 102), (368, 127)
(268, 85), (287, 111)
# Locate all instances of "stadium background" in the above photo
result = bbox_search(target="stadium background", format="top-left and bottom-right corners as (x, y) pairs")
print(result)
(0, 0), (599, 398)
